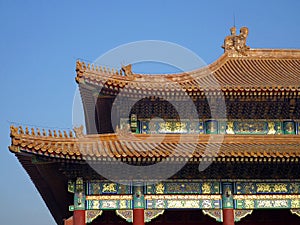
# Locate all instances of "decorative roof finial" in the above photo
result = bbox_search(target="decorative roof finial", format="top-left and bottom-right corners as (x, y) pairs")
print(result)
(121, 64), (132, 76)
(74, 125), (84, 138)
(222, 26), (250, 56)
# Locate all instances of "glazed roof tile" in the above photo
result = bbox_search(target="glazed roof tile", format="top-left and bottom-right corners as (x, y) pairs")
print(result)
(76, 49), (300, 93)
(9, 126), (300, 162)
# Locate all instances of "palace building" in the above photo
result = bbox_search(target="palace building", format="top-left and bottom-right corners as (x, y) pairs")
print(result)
(9, 27), (300, 225)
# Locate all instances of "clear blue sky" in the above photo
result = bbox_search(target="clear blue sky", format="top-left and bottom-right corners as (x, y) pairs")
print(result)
(0, 0), (299, 224)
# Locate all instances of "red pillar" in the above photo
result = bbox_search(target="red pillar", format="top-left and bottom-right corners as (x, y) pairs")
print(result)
(223, 208), (234, 225)
(73, 210), (85, 225)
(64, 216), (73, 225)
(133, 208), (144, 225)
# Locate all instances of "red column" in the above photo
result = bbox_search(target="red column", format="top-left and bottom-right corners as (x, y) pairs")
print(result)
(223, 208), (234, 225)
(133, 208), (144, 225)
(73, 210), (85, 225)
(64, 216), (73, 225)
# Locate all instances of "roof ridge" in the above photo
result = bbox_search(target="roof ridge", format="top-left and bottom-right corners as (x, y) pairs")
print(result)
(242, 48), (300, 59)
(76, 47), (300, 82)
(10, 125), (76, 139)
(9, 132), (300, 159)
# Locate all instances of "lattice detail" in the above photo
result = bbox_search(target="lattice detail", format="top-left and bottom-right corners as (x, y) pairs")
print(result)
(234, 209), (253, 222)
(116, 210), (132, 222)
(86, 210), (103, 223)
(202, 209), (253, 222)
(144, 210), (164, 222)
(116, 209), (164, 223)
(202, 209), (222, 222)
(291, 209), (300, 217)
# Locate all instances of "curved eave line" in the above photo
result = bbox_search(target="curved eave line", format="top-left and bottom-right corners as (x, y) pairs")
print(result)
(76, 49), (300, 92)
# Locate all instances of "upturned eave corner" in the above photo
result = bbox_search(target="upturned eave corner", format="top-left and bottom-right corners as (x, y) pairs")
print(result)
(76, 60), (85, 84)
(10, 125), (19, 137)
(8, 145), (20, 153)
(8, 125), (20, 153)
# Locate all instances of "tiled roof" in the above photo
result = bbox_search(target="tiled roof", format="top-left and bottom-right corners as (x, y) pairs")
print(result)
(9, 126), (300, 162)
(76, 49), (300, 95)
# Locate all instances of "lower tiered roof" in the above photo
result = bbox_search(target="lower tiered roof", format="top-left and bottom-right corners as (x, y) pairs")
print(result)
(9, 125), (300, 162)
(9, 125), (300, 224)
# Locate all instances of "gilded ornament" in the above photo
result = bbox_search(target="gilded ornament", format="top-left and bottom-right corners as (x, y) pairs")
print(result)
(155, 200), (165, 208)
(257, 184), (271, 193)
(201, 200), (212, 208)
(102, 183), (117, 193)
(244, 200), (255, 209)
(155, 183), (165, 194)
(291, 199), (300, 208)
(159, 121), (188, 133)
(226, 122), (235, 134)
(267, 122), (276, 134)
(202, 183), (211, 194)
(273, 184), (288, 193)
(91, 200), (100, 209)
(119, 200), (128, 209)
(222, 26), (250, 56)
(167, 200), (199, 208)
(144, 194), (221, 200)
(86, 195), (132, 200)
(257, 200), (288, 208)
(102, 200), (117, 209)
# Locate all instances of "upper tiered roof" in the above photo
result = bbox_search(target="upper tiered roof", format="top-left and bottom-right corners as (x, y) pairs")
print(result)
(77, 49), (300, 90)
(76, 27), (300, 96)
